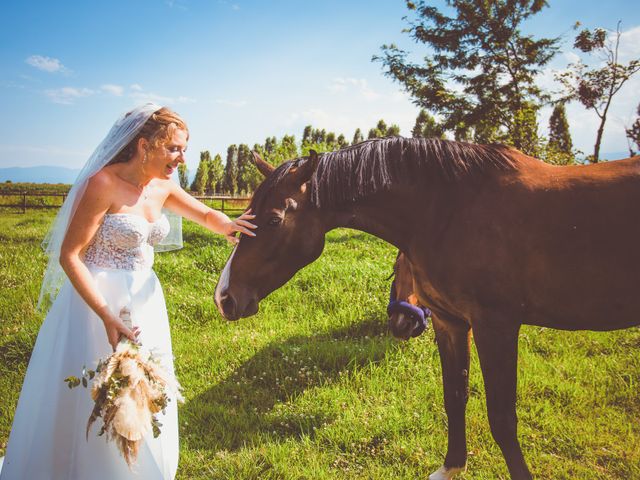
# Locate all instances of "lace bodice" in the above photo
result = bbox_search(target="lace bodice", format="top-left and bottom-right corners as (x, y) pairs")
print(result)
(83, 213), (170, 270)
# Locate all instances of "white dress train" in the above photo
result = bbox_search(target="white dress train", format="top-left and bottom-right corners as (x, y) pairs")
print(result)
(0, 213), (179, 479)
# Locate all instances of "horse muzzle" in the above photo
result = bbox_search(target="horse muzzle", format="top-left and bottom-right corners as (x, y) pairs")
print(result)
(215, 288), (259, 320)
(387, 301), (430, 340)
(388, 312), (420, 340)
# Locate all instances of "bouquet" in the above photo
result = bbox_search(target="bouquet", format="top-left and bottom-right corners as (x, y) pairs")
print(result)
(65, 307), (183, 467)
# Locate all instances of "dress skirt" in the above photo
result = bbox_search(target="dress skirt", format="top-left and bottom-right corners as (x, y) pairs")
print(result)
(0, 266), (178, 480)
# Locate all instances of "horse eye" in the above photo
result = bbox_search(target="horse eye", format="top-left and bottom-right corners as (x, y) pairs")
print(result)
(268, 216), (282, 226)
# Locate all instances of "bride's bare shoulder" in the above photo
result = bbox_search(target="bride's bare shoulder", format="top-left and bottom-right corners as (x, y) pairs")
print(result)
(86, 166), (118, 193)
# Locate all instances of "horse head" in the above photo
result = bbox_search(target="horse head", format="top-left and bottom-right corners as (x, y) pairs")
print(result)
(215, 150), (325, 320)
(388, 251), (430, 340)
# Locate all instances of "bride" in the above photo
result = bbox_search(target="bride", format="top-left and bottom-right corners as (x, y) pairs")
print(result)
(0, 104), (256, 479)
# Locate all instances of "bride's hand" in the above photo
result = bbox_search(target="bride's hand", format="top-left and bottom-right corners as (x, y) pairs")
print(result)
(102, 313), (140, 351)
(223, 209), (257, 245)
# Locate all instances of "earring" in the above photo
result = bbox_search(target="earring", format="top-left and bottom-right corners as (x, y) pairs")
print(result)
(143, 152), (148, 164)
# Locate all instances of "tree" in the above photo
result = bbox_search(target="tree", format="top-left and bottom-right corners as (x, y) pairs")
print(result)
(387, 124), (401, 136)
(367, 119), (400, 139)
(556, 23), (640, 162)
(223, 145), (238, 195)
(548, 103), (573, 155)
(207, 153), (224, 194)
(177, 164), (189, 190)
(301, 125), (313, 145)
(190, 151), (210, 195)
(374, 0), (558, 141)
(236, 144), (257, 194)
(626, 103), (640, 156)
(508, 102), (540, 156)
(412, 109), (444, 138)
(352, 128), (364, 145)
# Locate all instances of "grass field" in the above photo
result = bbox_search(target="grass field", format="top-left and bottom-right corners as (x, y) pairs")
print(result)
(0, 210), (639, 479)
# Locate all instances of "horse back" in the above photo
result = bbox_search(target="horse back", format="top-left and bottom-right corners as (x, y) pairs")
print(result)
(412, 155), (640, 332)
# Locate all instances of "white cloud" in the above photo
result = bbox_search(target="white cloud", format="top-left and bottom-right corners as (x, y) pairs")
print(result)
(25, 55), (67, 73)
(165, 0), (188, 9)
(130, 84), (143, 92)
(101, 84), (124, 96)
(214, 98), (248, 108)
(130, 89), (195, 105)
(618, 25), (640, 62)
(218, 0), (239, 10)
(328, 78), (380, 101)
(45, 87), (95, 104)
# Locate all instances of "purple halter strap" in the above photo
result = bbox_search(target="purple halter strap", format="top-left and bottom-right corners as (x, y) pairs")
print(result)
(387, 279), (431, 337)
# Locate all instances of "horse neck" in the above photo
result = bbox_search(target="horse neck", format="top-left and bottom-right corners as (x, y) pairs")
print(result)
(320, 186), (431, 252)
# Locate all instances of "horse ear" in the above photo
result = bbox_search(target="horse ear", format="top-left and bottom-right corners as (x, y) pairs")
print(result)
(251, 151), (275, 177)
(290, 150), (320, 186)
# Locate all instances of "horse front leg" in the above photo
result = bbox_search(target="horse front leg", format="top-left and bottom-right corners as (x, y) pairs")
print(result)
(429, 313), (471, 480)
(473, 322), (532, 480)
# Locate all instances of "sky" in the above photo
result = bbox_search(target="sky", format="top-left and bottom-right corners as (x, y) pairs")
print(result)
(1, 0), (639, 174)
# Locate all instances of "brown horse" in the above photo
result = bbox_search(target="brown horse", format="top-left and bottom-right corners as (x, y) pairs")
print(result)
(388, 250), (431, 340)
(214, 137), (640, 479)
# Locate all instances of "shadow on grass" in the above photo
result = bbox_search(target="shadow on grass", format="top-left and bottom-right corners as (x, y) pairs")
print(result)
(0, 334), (36, 369)
(180, 316), (400, 452)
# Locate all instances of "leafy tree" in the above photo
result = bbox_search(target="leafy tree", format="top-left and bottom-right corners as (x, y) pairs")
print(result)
(223, 145), (238, 195)
(374, 0), (558, 142)
(236, 144), (261, 194)
(352, 128), (364, 145)
(337, 134), (349, 149)
(412, 109), (444, 138)
(177, 163), (189, 190)
(548, 103), (573, 155)
(387, 124), (401, 136)
(190, 151), (210, 195)
(556, 23), (640, 161)
(508, 102), (540, 156)
(302, 125), (313, 145)
(626, 103), (640, 156)
(207, 153), (224, 194)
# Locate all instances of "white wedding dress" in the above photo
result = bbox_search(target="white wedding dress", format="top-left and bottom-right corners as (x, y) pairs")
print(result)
(0, 213), (179, 480)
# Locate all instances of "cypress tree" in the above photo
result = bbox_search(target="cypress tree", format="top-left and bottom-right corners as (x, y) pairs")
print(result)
(223, 145), (238, 195)
(190, 151), (211, 195)
(207, 153), (224, 194)
(412, 109), (444, 138)
(178, 164), (189, 190)
(548, 103), (573, 154)
(352, 128), (364, 145)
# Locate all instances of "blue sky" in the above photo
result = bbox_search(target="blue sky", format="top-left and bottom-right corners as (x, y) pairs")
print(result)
(1, 0), (639, 173)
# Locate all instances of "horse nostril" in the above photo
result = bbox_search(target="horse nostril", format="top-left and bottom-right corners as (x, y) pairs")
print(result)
(220, 293), (237, 319)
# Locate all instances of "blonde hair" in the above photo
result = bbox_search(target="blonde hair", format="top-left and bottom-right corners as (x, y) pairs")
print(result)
(109, 107), (189, 165)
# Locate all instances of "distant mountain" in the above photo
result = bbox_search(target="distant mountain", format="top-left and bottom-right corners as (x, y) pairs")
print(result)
(0, 166), (80, 184)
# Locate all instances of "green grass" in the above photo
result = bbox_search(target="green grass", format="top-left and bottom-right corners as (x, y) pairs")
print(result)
(0, 210), (639, 479)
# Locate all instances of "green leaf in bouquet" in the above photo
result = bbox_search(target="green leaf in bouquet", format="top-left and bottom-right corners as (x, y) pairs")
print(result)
(64, 376), (81, 388)
(88, 369), (96, 379)
(82, 377), (88, 388)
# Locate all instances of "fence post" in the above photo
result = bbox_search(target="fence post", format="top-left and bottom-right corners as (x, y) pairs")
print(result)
(22, 192), (27, 214)
(221, 198), (225, 213)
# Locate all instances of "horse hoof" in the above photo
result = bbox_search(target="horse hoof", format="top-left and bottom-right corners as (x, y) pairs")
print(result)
(428, 465), (464, 480)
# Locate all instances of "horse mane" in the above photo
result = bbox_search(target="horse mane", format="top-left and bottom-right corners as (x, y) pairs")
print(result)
(251, 137), (518, 210)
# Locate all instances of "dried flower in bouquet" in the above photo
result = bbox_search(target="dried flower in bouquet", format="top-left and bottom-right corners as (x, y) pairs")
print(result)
(64, 307), (183, 467)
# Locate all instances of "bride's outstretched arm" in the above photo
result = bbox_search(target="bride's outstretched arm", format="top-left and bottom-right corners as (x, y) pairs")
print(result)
(164, 182), (257, 244)
(59, 171), (138, 349)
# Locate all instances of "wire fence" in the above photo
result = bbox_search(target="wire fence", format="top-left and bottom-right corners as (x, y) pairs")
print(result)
(0, 191), (252, 215)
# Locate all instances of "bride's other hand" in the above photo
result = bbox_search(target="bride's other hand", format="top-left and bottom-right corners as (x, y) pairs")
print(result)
(102, 314), (139, 351)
